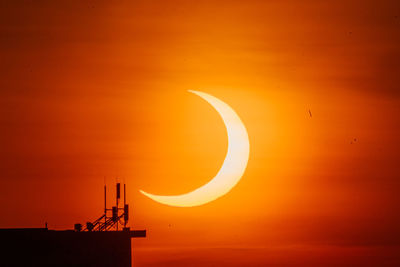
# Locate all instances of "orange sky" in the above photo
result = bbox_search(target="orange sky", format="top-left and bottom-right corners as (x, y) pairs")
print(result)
(1, 0), (400, 266)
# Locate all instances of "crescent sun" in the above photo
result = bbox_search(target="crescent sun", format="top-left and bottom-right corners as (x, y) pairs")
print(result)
(140, 90), (250, 207)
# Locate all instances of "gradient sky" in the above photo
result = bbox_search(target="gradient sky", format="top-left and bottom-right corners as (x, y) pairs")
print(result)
(1, 0), (400, 266)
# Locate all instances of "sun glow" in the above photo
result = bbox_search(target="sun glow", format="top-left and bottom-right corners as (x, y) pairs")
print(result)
(139, 90), (250, 207)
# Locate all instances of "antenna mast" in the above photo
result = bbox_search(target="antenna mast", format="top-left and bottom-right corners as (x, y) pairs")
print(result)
(76, 180), (130, 232)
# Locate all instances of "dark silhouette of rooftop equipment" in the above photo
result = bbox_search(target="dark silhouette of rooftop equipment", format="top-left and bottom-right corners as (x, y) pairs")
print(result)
(0, 181), (145, 267)
(76, 182), (130, 232)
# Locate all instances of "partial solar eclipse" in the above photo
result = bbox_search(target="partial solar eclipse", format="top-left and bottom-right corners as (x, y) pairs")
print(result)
(140, 90), (250, 207)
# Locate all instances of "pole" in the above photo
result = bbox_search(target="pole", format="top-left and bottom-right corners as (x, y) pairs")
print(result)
(116, 182), (119, 231)
(104, 185), (107, 227)
(124, 184), (126, 228)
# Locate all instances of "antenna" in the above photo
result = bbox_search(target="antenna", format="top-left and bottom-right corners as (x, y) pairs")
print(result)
(104, 184), (107, 226)
(124, 183), (128, 228)
(77, 180), (131, 232)
(116, 182), (120, 231)
(116, 183), (121, 200)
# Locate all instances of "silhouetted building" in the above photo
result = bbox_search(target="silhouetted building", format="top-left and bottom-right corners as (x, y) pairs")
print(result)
(0, 227), (145, 267)
(0, 182), (146, 266)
